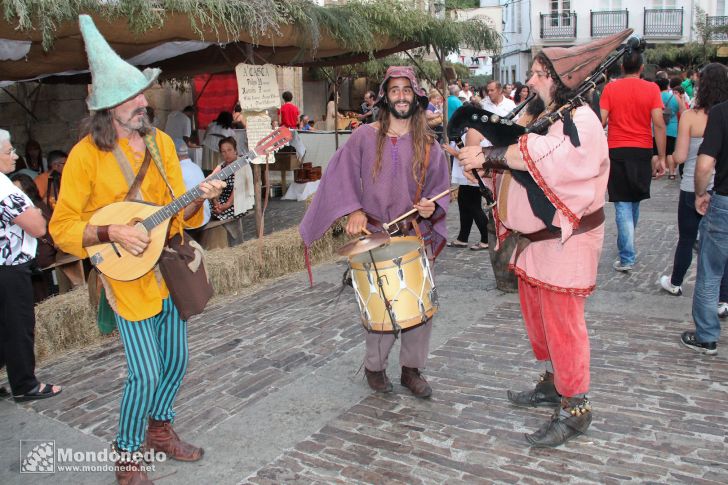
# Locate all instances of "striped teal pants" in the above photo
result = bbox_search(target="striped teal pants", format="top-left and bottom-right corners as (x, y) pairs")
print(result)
(114, 298), (188, 452)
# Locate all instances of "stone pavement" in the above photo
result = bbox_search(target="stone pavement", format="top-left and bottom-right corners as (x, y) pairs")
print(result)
(1, 176), (727, 484)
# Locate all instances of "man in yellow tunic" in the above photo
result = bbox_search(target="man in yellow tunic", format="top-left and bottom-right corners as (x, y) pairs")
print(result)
(50, 16), (224, 485)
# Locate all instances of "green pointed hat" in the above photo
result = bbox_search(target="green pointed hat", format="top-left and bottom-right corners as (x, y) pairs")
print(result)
(79, 15), (160, 111)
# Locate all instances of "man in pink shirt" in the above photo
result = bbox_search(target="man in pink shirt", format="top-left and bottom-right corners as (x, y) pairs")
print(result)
(457, 30), (632, 447)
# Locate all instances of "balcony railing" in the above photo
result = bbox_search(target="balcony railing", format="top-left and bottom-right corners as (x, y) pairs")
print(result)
(540, 12), (577, 39)
(707, 15), (728, 41)
(644, 8), (683, 38)
(590, 9), (629, 37)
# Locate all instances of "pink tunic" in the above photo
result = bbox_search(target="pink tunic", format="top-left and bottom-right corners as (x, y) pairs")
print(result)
(494, 106), (609, 296)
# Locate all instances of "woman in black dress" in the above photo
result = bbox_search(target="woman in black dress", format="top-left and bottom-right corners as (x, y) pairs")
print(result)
(211, 137), (244, 245)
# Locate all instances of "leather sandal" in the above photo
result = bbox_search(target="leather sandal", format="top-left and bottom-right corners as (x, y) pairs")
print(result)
(446, 240), (468, 248)
(13, 383), (62, 402)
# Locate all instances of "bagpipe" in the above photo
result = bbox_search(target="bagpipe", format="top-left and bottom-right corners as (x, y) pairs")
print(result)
(449, 36), (647, 149)
(448, 35), (645, 230)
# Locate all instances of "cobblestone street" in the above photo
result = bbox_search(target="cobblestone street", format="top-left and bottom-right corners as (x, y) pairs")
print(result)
(1, 177), (727, 484)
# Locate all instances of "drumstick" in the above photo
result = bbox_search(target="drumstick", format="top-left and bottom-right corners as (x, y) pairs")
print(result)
(383, 187), (455, 230)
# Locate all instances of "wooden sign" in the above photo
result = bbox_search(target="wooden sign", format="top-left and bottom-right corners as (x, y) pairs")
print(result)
(235, 63), (280, 111)
(245, 114), (274, 164)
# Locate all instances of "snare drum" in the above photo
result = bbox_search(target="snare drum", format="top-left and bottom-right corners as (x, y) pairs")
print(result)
(348, 236), (438, 333)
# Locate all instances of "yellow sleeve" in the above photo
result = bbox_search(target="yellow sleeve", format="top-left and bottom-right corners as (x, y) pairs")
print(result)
(49, 140), (95, 258)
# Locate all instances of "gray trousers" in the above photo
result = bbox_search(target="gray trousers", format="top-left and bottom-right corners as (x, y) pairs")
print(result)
(364, 318), (432, 371)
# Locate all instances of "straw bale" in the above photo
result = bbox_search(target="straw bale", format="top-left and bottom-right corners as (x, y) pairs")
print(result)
(32, 220), (346, 362)
(205, 221), (345, 294)
(33, 286), (107, 362)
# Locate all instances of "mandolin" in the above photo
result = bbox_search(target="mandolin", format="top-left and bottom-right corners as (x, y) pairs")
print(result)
(87, 127), (292, 281)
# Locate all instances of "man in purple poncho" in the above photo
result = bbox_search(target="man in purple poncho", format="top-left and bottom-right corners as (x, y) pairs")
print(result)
(299, 67), (450, 398)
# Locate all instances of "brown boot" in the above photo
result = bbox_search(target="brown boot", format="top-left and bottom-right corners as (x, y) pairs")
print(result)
(145, 419), (204, 462)
(401, 366), (432, 398)
(114, 453), (153, 485)
(365, 368), (393, 393)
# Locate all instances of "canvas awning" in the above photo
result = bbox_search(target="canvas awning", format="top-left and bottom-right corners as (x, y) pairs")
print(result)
(0, 12), (419, 85)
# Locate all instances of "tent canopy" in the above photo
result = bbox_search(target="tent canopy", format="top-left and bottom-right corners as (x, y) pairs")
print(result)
(0, 0), (500, 84)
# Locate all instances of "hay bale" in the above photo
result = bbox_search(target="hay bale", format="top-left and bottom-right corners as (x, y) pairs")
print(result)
(205, 222), (346, 294)
(31, 221), (346, 362)
(33, 286), (106, 362)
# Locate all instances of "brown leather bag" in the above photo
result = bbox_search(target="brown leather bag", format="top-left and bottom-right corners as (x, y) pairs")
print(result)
(158, 234), (213, 320)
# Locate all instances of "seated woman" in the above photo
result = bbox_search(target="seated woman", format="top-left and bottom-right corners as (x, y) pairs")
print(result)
(202, 111), (234, 171)
(24, 139), (46, 173)
(209, 137), (253, 247)
(298, 114), (311, 131)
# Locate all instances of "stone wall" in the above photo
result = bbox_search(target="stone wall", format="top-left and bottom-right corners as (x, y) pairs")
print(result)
(0, 66), (305, 156)
(0, 83), (88, 155)
(0, 82), (193, 155)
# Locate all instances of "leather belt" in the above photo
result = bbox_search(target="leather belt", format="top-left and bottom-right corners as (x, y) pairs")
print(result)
(521, 208), (605, 243)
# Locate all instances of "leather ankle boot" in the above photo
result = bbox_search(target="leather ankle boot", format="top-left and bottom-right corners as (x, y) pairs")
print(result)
(145, 419), (204, 462)
(113, 446), (153, 485)
(507, 371), (561, 407)
(115, 459), (153, 485)
(365, 368), (393, 393)
(525, 396), (592, 448)
(400, 366), (432, 398)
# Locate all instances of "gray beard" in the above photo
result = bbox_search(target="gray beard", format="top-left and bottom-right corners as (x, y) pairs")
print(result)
(114, 112), (152, 135)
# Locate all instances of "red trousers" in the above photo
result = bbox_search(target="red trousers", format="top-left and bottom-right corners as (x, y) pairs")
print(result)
(518, 279), (590, 397)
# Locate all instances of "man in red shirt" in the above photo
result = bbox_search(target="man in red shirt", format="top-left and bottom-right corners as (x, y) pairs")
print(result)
(278, 91), (300, 129)
(600, 49), (666, 272)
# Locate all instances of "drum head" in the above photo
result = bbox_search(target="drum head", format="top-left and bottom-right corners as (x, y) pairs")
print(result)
(337, 232), (391, 257)
(349, 238), (421, 264)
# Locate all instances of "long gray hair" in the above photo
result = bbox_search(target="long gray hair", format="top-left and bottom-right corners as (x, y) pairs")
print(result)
(80, 110), (152, 151)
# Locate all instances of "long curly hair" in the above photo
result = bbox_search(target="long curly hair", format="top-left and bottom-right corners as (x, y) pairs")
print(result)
(694, 63), (728, 114)
(373, 89), (434, 188)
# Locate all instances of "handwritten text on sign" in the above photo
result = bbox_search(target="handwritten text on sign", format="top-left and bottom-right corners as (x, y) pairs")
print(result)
(235, 64), (280, 111)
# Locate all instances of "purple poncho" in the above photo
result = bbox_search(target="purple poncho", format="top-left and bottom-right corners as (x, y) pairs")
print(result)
(300, 125), (449, 258)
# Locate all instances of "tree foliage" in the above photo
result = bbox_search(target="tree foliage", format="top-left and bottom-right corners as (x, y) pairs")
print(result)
(1, 0), (500, 58)
(644, 7), (721, 68)
(312, 54), (469, 84)
(445, 0), (480, 10)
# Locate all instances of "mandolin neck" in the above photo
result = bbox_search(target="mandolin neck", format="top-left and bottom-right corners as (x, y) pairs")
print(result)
(140, 148), (258, 232)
